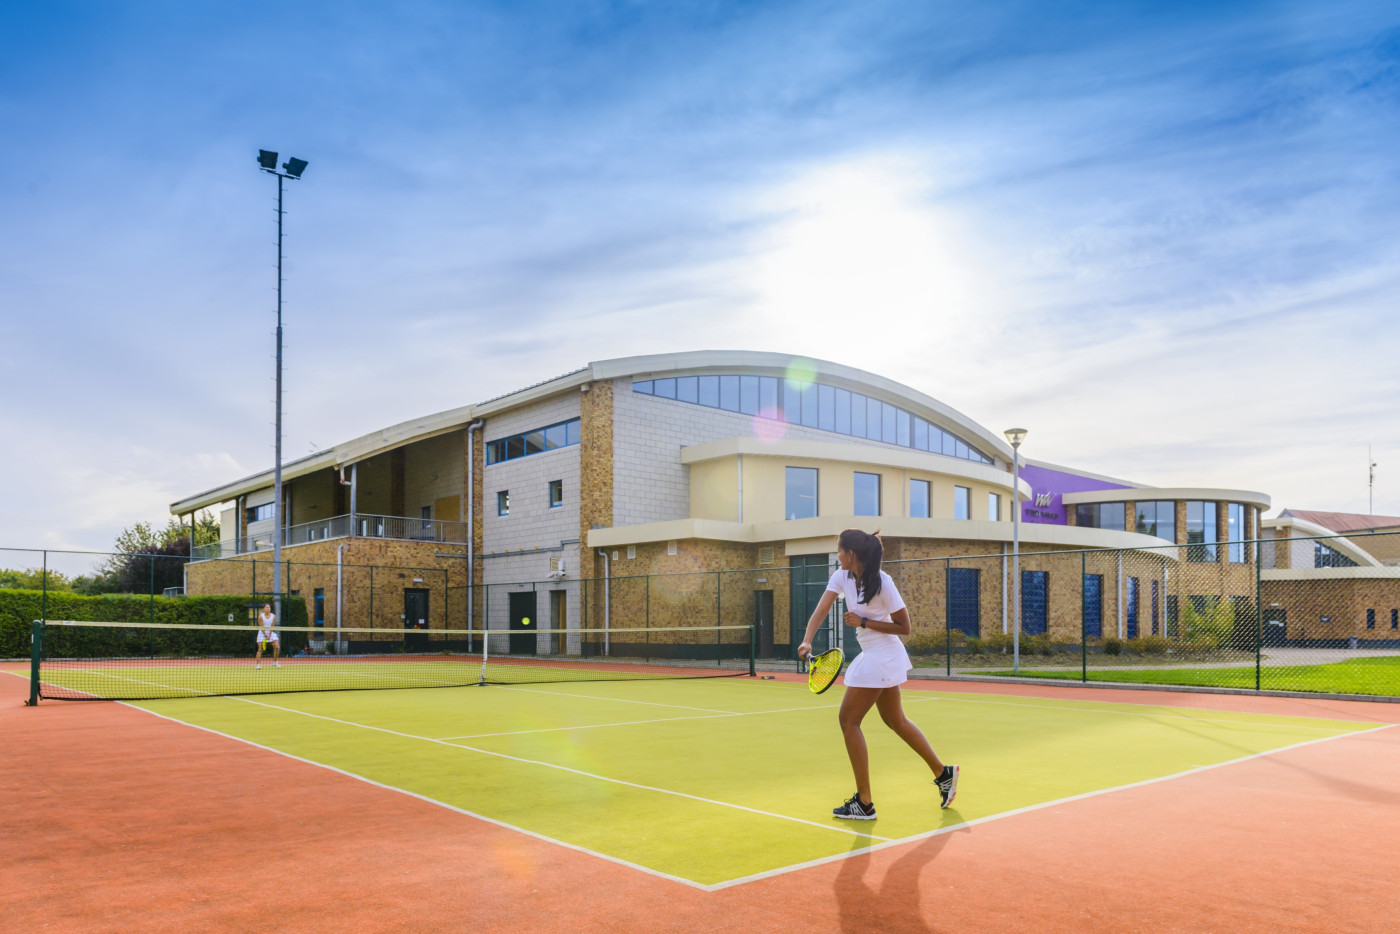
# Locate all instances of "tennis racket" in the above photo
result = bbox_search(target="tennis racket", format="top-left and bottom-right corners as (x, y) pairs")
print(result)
(806, 647), (844, 695)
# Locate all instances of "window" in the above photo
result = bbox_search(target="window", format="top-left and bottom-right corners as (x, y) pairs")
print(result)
(1367, 609), (1376, 630)
(1021, 571), (1048, 635)
(630, 375), (993, 463)
(1186, 502), (1218, 562)
(954, 486), (971, 520)
(548, 480), (563, 508)
(785, 467), (818, 520)
(486, 418), (581, 465)
(1315, 542), (1357, 568)
(1126, 577), (1139, 639)
(988, 492), (1001, 522)
(1076, 503), (1125, 530)
(313, 589), (325, 627)
(420, 506), (432, 533)
(497, 491), (509, 516)
(247, 503), (275, 523)
(1135, 501), (1176, 542)
(910, 479), (931, 519)
(1392, 609), (1398, 630)
(854, 472), (881, 516)
(1227, 503), (1246, 563)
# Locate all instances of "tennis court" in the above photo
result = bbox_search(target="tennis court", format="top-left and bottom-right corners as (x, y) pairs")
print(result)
(6, 652), (1400, 932)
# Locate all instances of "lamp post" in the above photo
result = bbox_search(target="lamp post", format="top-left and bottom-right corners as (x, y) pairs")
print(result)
(1004, 427), (1028, 674)
(257, 150), (309, 626)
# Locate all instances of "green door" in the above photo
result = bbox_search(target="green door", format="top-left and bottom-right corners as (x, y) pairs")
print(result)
(789, 555), (839, 659)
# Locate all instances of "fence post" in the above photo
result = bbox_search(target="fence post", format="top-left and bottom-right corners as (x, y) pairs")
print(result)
(749, 622), (756, 677)
(28, 620), (42, 706)
(41, 552), (47, 625)
(149, 554), (155, 625)
(1081, 550), (1088, 683)
(369, 566), (375, 633)
(1255, 534), (1263, 692)
(716, 571), (722, 667)
(944, 558), (951, 677)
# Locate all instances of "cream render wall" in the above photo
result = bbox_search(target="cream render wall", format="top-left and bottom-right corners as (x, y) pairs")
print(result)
(689, 454), (1014, 525)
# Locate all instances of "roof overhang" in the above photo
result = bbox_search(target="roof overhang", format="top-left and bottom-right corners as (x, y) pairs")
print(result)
(1062, 487), (1271, 510)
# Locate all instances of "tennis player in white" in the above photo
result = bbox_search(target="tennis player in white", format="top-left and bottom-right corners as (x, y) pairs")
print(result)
(254, 603), (280, 669)
(798, 529), (958, 819)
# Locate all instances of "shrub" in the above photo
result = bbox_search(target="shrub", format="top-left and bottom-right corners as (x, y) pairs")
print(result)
(904, 631), (945, 655)
(0, 590), (308, 659)
(963, 636), (984, 654)
(983, 632), (1013, 653)
(1135, 635), (1170, 655)
(1103, 637), (1123, 656)
(1021, 634), (1053, 656)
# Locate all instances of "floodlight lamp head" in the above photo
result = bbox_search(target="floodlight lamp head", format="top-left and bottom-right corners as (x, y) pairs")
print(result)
(257, 150), (279, 170)
(283, 157), (308, 178)
(1003, 427), (1028, 449)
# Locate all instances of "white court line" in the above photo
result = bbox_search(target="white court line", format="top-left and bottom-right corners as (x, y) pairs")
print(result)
(490, 683), (740, 714)
(435, 696), (941, 741)
(709, 721), (1397, 891)
(221, 693), (892, 844)
(118, 700), (713, 891)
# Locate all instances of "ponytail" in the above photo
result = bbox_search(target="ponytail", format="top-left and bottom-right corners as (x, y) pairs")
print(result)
(838, 529), (884, 605)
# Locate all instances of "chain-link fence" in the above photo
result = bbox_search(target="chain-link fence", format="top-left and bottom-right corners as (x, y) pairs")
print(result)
(6, 531), (1399, 696)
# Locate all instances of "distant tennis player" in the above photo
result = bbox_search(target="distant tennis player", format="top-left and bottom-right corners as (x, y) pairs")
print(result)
(798, 529), (957, 819)
(255, 603), (281, 669)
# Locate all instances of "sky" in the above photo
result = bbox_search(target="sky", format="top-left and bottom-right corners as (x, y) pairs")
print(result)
(2, 0), (1399, 554)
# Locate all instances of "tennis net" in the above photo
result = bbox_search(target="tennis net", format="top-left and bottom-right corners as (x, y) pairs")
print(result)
(28, 620), (756, 701)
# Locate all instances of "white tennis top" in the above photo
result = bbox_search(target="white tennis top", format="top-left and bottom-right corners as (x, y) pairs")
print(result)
(825, 569), (907, 652)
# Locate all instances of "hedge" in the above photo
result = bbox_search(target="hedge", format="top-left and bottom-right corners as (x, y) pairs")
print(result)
(0, 590), (308, 659)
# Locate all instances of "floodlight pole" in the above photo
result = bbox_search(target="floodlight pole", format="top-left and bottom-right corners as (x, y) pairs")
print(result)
(259, 151), (307, 627)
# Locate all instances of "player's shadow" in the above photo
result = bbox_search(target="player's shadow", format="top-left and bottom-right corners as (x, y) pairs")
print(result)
(833, 820), (970, 934)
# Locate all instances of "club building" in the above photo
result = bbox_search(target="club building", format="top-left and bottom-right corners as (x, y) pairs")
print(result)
(172, 351), (1399, 654)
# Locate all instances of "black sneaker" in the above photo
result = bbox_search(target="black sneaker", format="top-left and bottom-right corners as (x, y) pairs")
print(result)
(936, 765), (959, 809)
(832, 792), (876, 820)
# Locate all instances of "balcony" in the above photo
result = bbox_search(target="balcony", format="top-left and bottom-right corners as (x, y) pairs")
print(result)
(191, 513), (468, 561)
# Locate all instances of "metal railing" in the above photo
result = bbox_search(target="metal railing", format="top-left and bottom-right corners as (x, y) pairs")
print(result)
(190, 513), (468, 560)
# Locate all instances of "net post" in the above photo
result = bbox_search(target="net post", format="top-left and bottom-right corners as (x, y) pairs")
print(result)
(749, 623), (756, 677)
(478, 619), (489, 686)
(28, 620), (42, 706)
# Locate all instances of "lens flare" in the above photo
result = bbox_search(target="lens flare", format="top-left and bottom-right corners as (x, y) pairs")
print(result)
(752, 409), (787, 444)
(784, 358), (817, 388)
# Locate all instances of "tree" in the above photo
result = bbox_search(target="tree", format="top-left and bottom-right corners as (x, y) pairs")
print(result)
(106, 512), (220, 595)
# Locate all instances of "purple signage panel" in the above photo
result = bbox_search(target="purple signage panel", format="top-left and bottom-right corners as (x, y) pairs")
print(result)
(1017, 463), (1133, 525)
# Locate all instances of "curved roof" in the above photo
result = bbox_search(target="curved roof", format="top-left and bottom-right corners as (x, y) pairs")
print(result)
(171, 351), (1013, 514)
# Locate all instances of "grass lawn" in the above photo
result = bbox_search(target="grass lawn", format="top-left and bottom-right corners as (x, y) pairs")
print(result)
(990, 656), (1400, 696)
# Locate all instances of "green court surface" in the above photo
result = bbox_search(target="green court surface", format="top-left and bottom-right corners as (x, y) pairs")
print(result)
(114, 678), (1379, 889)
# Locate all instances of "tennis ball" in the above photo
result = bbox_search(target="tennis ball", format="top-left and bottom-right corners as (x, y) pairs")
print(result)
(522, 617), (531, 626)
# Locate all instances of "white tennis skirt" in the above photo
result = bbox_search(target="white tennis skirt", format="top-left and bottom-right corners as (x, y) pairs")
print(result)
(844, 640), (912, 689)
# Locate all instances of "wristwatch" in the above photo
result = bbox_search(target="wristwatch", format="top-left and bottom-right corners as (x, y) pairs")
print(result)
(859, 619), (866, 629)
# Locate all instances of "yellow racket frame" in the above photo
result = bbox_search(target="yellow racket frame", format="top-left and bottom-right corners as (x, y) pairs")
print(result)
(806, 648), (844, 695)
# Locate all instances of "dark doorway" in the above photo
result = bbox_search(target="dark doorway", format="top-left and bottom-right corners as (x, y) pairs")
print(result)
(1082, 573), (1103, 639)
(550, 590), (567, 655)
(1263, 608), (1286, 647)
(404, 588), (429, 652)
(948, 568), (980, 637)
(509, 591), (538, 655)
(754, 590), (775, 657)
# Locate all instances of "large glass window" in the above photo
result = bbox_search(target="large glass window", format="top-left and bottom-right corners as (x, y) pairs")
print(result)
(631, 374), (994, 463)
(1076, 503), (1126, 530)
(497, 491), (509, 516)
(548, 480), (563, 508)
(954, 486), (971, 520)
(988, 492), (1001, 522)
(1186, 501), (1218, 562)
(785, 467), (819, 520)
(854, 472), (881, 516)
(910, 479), (930, 518)
(487, 418), (582, 465)
(1135, 501), (1176, 542)
(1227, 503), (1246, 563)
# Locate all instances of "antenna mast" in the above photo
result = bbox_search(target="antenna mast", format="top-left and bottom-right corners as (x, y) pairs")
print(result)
(1370, 446), (1377, 515)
